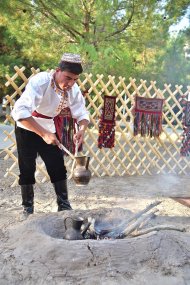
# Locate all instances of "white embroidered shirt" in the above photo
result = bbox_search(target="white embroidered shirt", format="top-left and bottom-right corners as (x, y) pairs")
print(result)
(11, 71), (89, 133)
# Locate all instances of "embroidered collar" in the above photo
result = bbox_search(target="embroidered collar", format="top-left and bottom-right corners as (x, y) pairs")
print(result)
(51, 73), (65, 96)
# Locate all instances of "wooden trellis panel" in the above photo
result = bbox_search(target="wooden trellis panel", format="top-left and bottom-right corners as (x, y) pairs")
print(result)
(2, 66), (190, 186)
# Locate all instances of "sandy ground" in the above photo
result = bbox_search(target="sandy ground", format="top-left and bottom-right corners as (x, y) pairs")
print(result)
(0, 153), (190, 285)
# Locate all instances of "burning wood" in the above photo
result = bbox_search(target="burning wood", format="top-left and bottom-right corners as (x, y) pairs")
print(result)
(82, 201), (186, 240)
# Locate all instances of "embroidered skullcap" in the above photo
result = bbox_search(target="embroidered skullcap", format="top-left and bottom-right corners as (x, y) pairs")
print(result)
(61, 53), (82, 64)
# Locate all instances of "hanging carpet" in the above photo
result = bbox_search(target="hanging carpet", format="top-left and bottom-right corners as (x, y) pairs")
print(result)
(134, 96), (164, 137)
(98, 95), (116, 148)
(180, 99), (190, 156)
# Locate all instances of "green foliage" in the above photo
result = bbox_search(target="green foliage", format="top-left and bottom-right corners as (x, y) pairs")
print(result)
(0, 25), (23, 101)
(0, 0), (190, 101)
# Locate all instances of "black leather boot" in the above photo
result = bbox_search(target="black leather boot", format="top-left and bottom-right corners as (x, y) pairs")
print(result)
(21, 184), (34, 215)
(53, 180), (72, 211)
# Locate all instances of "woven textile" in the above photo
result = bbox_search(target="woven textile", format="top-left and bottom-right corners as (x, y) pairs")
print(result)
(185, 102), (190, 126)
(134, 96), (164, 137)
(180, 99), (190, 156)
(54, 112), (82, 155)
(98, 95), (116, 148)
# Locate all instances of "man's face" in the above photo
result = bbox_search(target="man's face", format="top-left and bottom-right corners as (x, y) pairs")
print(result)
(55, 69), (79, 91)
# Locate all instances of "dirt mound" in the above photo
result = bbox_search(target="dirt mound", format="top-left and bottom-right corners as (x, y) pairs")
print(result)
(0, 157), (190, 284)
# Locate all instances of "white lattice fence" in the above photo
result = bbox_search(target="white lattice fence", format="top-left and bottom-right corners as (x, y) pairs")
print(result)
(2, 66), (190, 186)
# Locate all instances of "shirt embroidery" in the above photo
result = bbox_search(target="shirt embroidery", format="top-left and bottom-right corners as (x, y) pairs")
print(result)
(51, 73), (68, 114)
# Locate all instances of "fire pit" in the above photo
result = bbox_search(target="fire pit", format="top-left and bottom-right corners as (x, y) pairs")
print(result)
(6, 205), (189, 285)
(33, 201), (184, 240)
(36, 201), (185, 241)
(62, 209), (132, 240)
(37, 207), (133, 241)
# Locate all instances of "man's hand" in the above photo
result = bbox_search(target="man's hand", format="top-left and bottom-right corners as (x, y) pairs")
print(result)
(42, 132), (60, 146)
(19, 116), (60, 146)
(73, 129), (85, 147)
(74, 119), (89, 147)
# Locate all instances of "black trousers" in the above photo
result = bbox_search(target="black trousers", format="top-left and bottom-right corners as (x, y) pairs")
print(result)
(15, 126), (67, 185)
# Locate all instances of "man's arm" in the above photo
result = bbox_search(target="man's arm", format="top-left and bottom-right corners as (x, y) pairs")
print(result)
(19, 117), (60, 146)
(74, 119), (89, 147)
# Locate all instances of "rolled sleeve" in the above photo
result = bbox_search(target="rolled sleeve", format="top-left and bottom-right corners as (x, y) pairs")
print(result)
(76, 112), (90, 123)
(69, 87), (90, 123)
(11, 96), (34, 121)
(11, 73), (49, 122)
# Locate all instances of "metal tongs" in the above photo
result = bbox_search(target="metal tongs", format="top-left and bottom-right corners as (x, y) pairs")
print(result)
(58, 143), (75, 160)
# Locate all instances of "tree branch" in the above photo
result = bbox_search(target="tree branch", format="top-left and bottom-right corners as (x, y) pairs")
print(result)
(105, 0), (135, 40)
(131, 225), (186, 237)
(36, 0), (84, 39)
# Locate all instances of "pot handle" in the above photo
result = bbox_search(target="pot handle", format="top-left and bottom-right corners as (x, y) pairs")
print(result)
(85, 156), (90, 170)
(64, 216), (73, 230)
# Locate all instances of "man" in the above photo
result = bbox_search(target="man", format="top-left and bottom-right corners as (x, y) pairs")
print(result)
(11, 53), (89, 215)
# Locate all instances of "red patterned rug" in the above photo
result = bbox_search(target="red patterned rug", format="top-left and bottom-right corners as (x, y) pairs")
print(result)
(134, 96), (164, 137)
(180, 99), (190, 156)
(98, 95), (116, 148)
(54, 113), (82, 155)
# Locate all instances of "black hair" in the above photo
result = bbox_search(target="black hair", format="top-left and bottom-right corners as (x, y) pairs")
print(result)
(58, 61), (83, 75)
